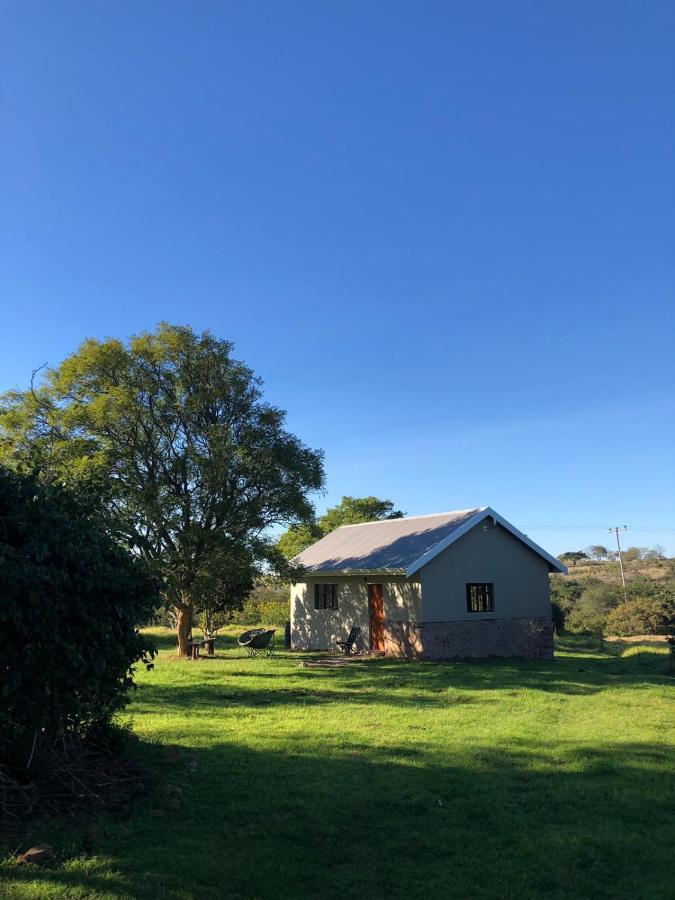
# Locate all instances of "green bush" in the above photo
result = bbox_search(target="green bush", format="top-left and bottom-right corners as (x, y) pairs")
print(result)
(0, 468), (158, 767)
(565, 582), (621, 635)
(550, 576), (584, 632)
(604, 596), (675, 636)
(566, 601), (608, 636)
(229, 595), (289, 627)
(230, 578), (289, 626)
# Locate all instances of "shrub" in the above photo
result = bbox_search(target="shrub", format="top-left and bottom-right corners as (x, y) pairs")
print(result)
(0, 468), (158, 768)
(566, 600), (609, 636)
(228, 577), (289, 626)
(550, 576), (584, 632)
(566, 582), (623, 635)
(229, 595), (289, 627)
(604, 596), (675, 637)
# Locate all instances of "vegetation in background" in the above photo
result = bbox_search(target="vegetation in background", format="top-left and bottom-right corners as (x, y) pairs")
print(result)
(2, 629), (672, 899)
(196, 577), (290, 635)
(559, 549), (589, 567)
(0, 467), (158, 818)
(552, 545), (675, 639)
(0, 323), (324, 656)
(278, 495), (404, 559)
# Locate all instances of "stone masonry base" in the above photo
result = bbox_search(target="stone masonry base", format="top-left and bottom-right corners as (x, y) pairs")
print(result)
(382, 617), (553, 660)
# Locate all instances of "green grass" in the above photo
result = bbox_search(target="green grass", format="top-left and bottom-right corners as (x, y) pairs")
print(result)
(2, 628), (674, 899)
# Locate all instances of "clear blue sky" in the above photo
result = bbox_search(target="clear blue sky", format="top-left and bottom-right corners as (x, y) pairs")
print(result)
(2, 1), (674, 555)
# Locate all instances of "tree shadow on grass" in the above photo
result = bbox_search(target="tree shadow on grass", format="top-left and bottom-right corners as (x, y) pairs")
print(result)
(133, 679), (495, 714)
(2, 737), (673, 900)
(129, 643), (671, 722)
(300, 642), (672, 698)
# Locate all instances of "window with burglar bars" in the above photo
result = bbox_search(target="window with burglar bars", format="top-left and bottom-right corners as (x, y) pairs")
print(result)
(466, 583), (494, 613)
(314, 584), (338, 610)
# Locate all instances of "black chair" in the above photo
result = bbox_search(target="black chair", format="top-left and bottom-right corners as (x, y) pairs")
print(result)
(336, 626), (361, 655)
(238, 628), (276, 657)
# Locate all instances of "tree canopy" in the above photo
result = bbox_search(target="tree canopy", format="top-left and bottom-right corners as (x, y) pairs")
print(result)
(587, 545), (609, 561)
(278, 495), (404, 559)
(0, 323), (325, 654)
(559, 551), (589, 567)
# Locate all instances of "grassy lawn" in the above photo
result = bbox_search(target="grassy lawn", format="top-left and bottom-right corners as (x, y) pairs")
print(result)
(2, 628), (674, 899)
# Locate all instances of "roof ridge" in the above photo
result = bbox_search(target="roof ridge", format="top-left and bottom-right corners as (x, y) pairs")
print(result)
(336, 507), (486, 529)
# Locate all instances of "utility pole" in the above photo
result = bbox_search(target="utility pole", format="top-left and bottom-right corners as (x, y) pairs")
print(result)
(610, 526), (628, 602)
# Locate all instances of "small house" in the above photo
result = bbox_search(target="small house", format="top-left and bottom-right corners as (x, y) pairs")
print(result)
(290, 507), (566, 659)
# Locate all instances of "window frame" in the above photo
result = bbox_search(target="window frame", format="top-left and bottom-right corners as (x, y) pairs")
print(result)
(314, 583), (338, 610)
(466, 582), (494, 613)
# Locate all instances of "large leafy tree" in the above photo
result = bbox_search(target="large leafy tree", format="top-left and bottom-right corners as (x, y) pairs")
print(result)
(0, 324), (324, 655)
(278, 495), (404, 559)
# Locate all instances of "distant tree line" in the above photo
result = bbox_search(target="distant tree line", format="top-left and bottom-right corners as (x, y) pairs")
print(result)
(559, 545), (669, 569)
(551, 576), (675, 638)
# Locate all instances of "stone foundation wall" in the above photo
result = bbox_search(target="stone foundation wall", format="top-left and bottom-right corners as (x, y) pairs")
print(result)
(383, 617), (553, 660)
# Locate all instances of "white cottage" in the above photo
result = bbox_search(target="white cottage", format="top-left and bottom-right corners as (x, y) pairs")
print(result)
(290, 507), (566, 659)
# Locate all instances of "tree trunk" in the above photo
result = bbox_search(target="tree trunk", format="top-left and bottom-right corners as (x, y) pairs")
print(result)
(175, 604), (193, 657)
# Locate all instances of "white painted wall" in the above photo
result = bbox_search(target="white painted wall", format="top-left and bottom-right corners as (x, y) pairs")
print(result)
(290, 574), (421, 651)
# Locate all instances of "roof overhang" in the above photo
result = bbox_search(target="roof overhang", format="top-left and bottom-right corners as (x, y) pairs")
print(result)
(404, 506), (568, 577)
(297, 568), (407, 577)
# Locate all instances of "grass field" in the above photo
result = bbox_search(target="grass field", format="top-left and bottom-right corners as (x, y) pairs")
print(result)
(2, 628), (674, 899)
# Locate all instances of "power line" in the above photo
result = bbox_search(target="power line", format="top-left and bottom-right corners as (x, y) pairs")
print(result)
(522, 524), (675, 536)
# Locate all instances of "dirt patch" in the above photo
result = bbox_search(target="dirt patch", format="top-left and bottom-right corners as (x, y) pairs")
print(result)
(604, 634), (668, 644)
(298, 655), (373, 668)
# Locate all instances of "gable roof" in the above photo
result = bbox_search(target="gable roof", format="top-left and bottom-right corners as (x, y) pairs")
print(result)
(292, 506), (568, 576)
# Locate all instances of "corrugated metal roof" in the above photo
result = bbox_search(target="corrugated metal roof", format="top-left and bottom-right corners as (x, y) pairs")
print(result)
(292, 507), (486, 573)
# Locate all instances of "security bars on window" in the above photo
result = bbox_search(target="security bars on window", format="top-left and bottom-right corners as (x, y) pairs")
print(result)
(466, 583), (494, 613)
(314, 584), (338, 610)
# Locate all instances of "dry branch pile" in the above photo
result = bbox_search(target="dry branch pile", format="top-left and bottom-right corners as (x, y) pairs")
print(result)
(1, 735), (150, 834)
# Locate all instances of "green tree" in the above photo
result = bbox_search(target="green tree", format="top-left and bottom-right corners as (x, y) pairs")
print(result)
(566, 582), (622, 636)
(559, 550), (589, 567)
(277, 522), (322, 560)
(550, 575), (584, 632)
(587, 545), (609, 561)
(278, 495), (404, 559)
(0, 324), (324, 656)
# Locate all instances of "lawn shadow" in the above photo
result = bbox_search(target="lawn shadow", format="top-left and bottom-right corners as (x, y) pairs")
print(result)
(296, 640), (672, 698)
(131, 641), (671, 719)
(3, 736), (673, 899)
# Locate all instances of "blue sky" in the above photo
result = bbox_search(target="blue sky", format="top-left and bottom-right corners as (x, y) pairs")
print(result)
(2, 1), (674, 555)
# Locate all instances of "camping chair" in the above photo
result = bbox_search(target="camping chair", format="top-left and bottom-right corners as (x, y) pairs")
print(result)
(336, 626), (361, 655)
(238, 628), (276, 658)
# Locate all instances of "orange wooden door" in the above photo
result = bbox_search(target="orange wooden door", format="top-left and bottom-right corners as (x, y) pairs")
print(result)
(369, 584), (385, 652)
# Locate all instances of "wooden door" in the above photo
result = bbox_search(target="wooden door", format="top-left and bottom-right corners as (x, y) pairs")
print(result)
(369, 584), (385, 652)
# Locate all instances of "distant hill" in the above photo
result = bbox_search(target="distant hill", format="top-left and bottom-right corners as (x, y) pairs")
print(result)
(551, 555), (674, 636)
(560, 557), (674, 585)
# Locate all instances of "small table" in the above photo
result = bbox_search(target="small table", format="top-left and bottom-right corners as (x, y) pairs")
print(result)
(188, 638), (216, 660)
